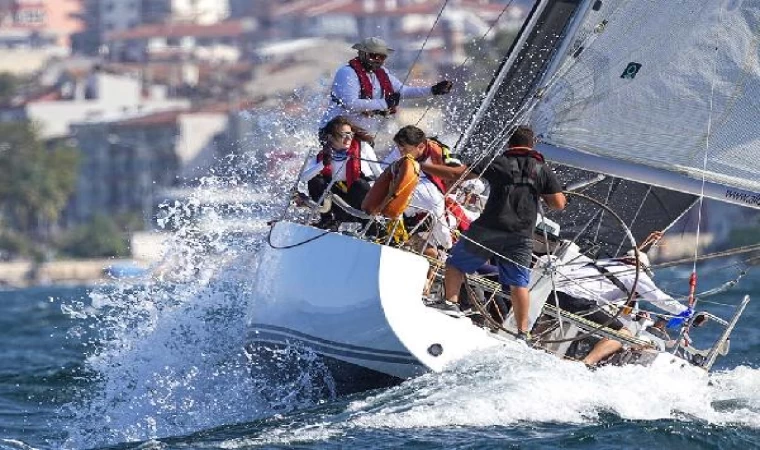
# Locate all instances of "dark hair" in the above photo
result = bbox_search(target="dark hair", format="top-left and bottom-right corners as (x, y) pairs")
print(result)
(508, 125), (535, 148)
(393, 125), (426, 147)
(323, 115), (373, 146)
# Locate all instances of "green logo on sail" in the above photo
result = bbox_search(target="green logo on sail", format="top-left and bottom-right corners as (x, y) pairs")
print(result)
(621, 62), (642, 79)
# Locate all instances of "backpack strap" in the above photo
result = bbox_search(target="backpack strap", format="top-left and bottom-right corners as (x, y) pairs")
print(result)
(506, 156), (541, 189)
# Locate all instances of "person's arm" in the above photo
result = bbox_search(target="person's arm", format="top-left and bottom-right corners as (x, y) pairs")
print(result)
(541, 168), (567, 210)
(389, 72), (435, 99)
(542, 192), (567, 210)
(636, 275), (688, 315)
(332, 66), (388, 113)
(419, 162), (476, 181)
(360, 141), (384, 178)
(299, 157), (324, 183)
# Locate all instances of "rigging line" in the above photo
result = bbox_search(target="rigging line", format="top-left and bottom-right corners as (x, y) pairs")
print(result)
(409, 0), (658, 230)
(689, 3), (724, 310)
(592, 178), (617, 244)
(462, 0), (631, 159)
(672, 3), (726, 356)
(614, 185), (652, 256)
(399, 0), (451, 89)
(642, 244), (760, 272)
(414, 0), (518, 127)
(381, 0), (450, 136)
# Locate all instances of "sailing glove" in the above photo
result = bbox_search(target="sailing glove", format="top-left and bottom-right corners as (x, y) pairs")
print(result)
(431, 80), (453, 95)
(385, 92), (401, 109)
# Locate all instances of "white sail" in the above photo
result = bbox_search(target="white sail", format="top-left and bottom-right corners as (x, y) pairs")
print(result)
(529, 0), (760, 208)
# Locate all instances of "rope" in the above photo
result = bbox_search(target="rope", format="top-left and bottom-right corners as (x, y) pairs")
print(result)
(399, 0), (451, 88)
(687, 5), (723, 310)
(414, 0), (518, 127)
(266, 221), (331, 250)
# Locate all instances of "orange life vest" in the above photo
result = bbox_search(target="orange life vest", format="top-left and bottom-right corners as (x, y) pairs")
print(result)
(362, 155), (420, 219)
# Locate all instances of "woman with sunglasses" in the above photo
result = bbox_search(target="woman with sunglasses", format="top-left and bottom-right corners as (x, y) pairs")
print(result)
(319, 36), (452, 138)
(300, 116), (384, 228)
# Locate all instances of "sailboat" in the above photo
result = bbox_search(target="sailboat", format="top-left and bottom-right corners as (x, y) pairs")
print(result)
(246, 0), (757, 395)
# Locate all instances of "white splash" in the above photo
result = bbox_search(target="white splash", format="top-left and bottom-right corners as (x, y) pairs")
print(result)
(59, 96), (331, 449)
(218, 345), (760, 447)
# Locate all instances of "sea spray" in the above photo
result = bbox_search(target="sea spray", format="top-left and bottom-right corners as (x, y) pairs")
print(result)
(218, 346), (760, 448)
(58, 99), (334, 448)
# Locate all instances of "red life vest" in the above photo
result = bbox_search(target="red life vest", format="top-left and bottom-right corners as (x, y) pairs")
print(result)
(445, 196), (471, 231)
(317, 138), (363, 188)
(348, 57), (395, 99)
(504, 146), (545, 162)
(418, 139), (448, 194)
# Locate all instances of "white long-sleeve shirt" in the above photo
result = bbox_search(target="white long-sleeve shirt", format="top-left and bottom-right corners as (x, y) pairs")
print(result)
(319, 64), (433, 134)
(553, 256), (687, 315)
(299, 140), (383, 184)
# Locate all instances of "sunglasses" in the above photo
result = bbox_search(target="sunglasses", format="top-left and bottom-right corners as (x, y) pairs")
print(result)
(334, 131), (354, 139)
(366, 52), (388, 61)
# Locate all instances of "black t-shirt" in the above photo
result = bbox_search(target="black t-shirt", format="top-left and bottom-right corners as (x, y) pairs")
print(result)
(469, 153), (562, 236)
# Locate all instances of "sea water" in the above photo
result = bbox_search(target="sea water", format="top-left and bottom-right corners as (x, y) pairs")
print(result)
(1, 274), (759, 449)
(0, 181), (759, 449)
(2, 85), (760, 450)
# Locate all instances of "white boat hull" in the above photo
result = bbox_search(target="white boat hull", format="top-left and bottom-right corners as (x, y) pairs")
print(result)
(246, 221), (732, 392)
(248, 221), (507, 385)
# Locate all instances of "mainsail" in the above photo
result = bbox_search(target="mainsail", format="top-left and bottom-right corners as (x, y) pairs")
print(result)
(529, 0), (760, 209)
(453, 0), (758, 253)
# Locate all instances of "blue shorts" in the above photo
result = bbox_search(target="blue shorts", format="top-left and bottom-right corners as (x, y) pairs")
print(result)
(447, 239), (531, 288)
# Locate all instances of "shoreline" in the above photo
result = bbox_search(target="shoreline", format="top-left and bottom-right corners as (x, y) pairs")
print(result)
(0, 259), (142, 289)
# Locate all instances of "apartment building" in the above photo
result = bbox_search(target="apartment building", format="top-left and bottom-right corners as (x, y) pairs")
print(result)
(0, 0), (84, 48)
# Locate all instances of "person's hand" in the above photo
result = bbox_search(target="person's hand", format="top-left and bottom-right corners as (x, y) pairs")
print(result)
(693, 312), (709, 327)
(666, 307), (694, 328)
(321, 148), (333, 166)
(431, 80), (453, 95)
(385, 92), (401, 109)
(292, 190), (309, 207)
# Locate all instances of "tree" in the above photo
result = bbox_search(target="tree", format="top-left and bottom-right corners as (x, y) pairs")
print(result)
(0, 122), (80, 242)
(58, 214), (130, 258)
(0, 72), (20, 104)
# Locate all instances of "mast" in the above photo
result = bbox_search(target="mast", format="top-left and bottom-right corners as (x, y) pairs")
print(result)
(456, 0), (586, 158)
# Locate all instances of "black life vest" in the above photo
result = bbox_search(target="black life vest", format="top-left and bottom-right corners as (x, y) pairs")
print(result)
(481, 151), (544, 233)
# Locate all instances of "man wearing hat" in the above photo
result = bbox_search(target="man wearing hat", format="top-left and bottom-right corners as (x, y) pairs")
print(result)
(319, 36), (453, 137)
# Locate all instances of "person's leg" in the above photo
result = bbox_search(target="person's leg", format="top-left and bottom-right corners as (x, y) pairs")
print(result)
(307, 174), (329, 201)
(444, 240), (486, 305)
(346, 178), (371, 210)
(497, 257), (532, 333)
(444, 264), (467, 303)
(308, 174), (336, 227)
(553, 291), (630, 365)
(510, 285), (531, 333)
(582, 331), (631, 366)
(407, 234), (439, 296)
(497, 238), (533, 333)
(579, 308), (631, 365)
(422, 246), (439, 296)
